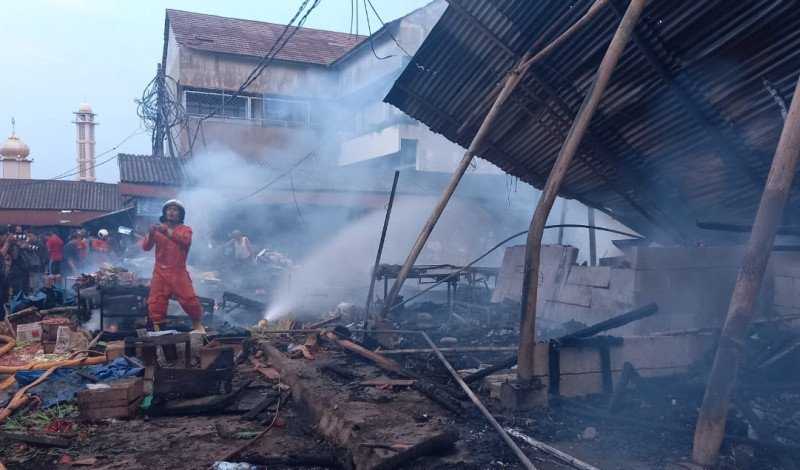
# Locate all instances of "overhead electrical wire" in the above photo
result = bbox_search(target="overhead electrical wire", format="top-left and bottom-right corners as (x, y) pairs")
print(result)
(0, 127), (147, 193)
(365, 0), (414, 58)
(183, 0), (323, 157)
(232, 150), (318, 203)
(363, 0), (393, 60)
(50, 128), (147, 180)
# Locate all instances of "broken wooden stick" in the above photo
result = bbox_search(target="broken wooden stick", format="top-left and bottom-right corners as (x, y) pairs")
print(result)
(321, 331), (461, 413)
(559, 303), (658, 342)
(322, 331), (404, 374)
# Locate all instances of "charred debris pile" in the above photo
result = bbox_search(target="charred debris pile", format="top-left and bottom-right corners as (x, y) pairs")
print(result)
(0, 246), (799, 469)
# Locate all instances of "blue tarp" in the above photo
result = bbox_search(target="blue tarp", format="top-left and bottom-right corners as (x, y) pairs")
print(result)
(12, 357), (143, 408)
(8, 286), (76, 315)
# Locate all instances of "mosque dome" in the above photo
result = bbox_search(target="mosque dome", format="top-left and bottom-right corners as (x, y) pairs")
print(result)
(77, 103), (93, 113)
(0, 132), (30, 159)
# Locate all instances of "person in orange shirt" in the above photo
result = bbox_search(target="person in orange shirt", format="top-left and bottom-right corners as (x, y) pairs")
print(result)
(90, 229), (112, 265)
(141, 200), (205, 333)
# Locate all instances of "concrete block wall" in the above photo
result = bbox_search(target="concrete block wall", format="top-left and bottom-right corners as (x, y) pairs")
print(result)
(493, 244), (800, 335)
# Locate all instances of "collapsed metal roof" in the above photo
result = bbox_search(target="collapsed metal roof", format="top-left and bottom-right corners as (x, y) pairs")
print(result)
(385, 0), (800, 242)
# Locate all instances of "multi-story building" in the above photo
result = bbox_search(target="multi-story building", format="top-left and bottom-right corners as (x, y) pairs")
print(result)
(162, 2), (497, 175)
(163, 8), (358, 162)
(155, 4), (630, 267)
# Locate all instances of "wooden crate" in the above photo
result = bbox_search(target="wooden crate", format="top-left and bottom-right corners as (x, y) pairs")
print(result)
(77, 378), (143, 421)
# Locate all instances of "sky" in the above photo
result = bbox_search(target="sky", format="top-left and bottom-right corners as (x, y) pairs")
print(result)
(0, 0), (431, 183)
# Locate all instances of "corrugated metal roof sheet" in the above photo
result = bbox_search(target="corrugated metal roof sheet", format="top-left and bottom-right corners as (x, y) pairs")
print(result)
(167, 9), (365, 66)
(117, 154), (190, 186)
(385, 0), (800, 242)
(0, 179), (123, 211)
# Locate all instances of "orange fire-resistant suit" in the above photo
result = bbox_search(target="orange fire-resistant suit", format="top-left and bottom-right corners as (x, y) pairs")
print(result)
(142, 224), (202, 325)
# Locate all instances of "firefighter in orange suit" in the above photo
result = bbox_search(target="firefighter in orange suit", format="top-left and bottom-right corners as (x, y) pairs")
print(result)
(142, 199), (205, 333)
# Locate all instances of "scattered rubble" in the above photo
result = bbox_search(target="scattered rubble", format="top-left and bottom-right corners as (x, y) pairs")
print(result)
(1, 247), (800, 470)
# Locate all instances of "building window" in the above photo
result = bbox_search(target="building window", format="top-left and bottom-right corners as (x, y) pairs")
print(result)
(263, 97), (309, 127)
(184, 88), (315, 128)
(185, 90), (248, 119)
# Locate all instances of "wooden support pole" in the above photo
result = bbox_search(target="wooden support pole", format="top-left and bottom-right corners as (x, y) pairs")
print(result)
(517, 0), (648, 383)
(365, 170), (400, 318)
(382, 0), (612, 318)
(380, 55), (530, 316)
(692, 72), (800, 466)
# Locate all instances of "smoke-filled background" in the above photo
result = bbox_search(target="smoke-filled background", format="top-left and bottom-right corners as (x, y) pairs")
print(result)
(167, 146), (633, 322)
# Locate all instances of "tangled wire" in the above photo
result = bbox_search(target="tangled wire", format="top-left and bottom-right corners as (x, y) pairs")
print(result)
(135, 70), (187, 157)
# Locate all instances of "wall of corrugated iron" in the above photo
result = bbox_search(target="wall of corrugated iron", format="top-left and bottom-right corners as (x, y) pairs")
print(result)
(386, 0), (800, 242)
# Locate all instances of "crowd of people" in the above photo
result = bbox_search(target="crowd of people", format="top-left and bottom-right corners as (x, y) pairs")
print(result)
(0, 225), (118, 306)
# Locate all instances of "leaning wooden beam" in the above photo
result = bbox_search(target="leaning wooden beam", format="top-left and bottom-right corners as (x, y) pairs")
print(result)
(380, 59), (530, 317)
(365, 170), (400, 319)
(518, 0), (648, 383)
(381, 0), (611, 318)
(692, 71), (800, 466)
(518, 0), (611, 72)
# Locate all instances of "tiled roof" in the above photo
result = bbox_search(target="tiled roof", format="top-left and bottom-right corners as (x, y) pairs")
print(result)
(0, 179), (123, 211)
(166, 9), (365, 66)
(117, 154), (190, 186)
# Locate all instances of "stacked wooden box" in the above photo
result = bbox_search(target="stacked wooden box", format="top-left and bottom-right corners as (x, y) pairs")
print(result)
(77, 378), (143, 421)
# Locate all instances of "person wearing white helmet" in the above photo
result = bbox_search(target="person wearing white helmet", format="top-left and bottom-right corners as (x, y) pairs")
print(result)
(89, 228), (112, 265)
(141, 199), (205, 333)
